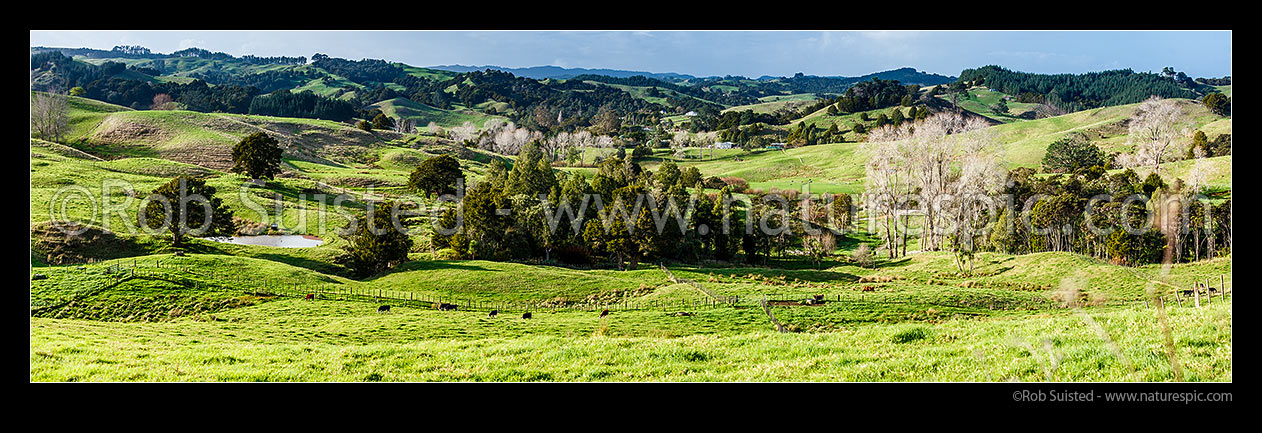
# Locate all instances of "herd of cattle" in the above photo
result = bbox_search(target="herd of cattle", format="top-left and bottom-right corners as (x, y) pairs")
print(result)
(363, 299), (613, 319)
(303, 292), (691, 319)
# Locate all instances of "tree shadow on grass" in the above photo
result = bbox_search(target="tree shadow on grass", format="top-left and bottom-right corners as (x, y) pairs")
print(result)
(671, 261), (862, 284)
(390, 260), (498, 273)
(868, 256), (915, 270)
(182, 239), (348, 277)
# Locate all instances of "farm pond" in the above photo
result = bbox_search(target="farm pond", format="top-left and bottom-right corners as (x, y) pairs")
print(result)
(205, 235), (324, 248)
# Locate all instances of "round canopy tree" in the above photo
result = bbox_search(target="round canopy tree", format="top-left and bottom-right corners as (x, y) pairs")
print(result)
(408, 154), (464, 199)
(231, 132), (284, 180)
(141, 176), (236, 249)
(337, 201), (414, 278)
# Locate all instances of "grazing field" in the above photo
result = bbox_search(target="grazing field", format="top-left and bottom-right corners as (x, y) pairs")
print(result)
(30, 298), (1231, 381)
(936, 87), (1042, 122)
(30, 82), (1232, 382)
(367, 97), (507, 129)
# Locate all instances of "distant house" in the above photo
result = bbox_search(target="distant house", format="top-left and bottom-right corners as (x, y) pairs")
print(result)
(766, 143), (785, 150)
(713, 141), (735, 149)
(684, 111), (698, 117)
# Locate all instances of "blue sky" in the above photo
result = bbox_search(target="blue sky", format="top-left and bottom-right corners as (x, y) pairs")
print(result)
(29, 30), (1232, 79)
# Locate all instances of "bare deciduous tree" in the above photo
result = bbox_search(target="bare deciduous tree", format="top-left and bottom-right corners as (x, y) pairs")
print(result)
(30, 91), (68, 142)
(151, 93), (174, 110)
(1126, 96), (1188, 175)
(391, 117), (416, 134)
(447, 121), (479, 144)
(863, 112), (1000, 260)
(426, 122), (443, 137)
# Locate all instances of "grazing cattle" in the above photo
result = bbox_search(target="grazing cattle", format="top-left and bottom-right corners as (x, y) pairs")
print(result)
(438, 303), (458, 311)
(305, 293), (315, 301)
(813, 294), (825, 301)
(488, 310), (498, 318)
(1180, 290), (1195, 297)
(599, 309), (609, 318)
(522, 312), (532, 319)
(377, 305), (391, 313)
(674, 311), (693, 317)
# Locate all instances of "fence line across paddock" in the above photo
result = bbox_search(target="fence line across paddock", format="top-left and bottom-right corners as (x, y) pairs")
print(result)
(69, 256), (734, 314)
(61, 256), (1231, 316)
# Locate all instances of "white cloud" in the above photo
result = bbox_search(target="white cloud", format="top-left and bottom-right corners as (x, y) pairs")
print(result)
(178, 38), (206, 50)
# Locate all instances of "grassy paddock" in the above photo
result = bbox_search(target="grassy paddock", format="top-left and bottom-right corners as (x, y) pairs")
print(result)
(30, 299), (1230, 381)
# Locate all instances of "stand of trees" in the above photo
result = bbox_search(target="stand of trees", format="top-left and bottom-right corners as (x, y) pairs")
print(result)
(32, 51), (358, 121)
(957, 65), (1199, 112)
(247, 89), (357, 121)
(831, 79), (922, 114)
(989, 167), (1230, 265)
(430, 142), (855, 269)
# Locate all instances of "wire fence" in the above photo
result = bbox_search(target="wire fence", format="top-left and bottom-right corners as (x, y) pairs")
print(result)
(46, 256), (1231, 317)
(66, 256), (733, 314)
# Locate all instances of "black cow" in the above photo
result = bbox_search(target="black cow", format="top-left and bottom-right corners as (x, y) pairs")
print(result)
(377, 305), (391, 313)
(599, 309), (609, 318)
(488, 310), (498, 318)
(438, 303), (458, 311)
(522, 312), (532, 319)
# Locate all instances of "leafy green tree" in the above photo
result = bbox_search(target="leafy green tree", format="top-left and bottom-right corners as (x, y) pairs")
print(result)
(679, 166), (702, 189)
(1187, 130), (1208, 158)
(505, 142), (555, 197)
(992, 99), (1009, 114)
(655, 160), (681, 188)
(1141, 172), (1166, 196)
(1041, 132), (1107, 173)
(142, 176), (235, 249)
(372, 113), (395, 130)
(336, 201), (414, 278)
(1202, 92), (1230, 116)
(230, 132), (284, 180)
(1206, 133), (1231, 157)
(408, 154), (464, 199)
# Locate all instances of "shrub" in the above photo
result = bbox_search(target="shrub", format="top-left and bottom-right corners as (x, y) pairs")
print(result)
(853, 243), (874, 268)
(720, 176), (749, 192)
(702, 176), (728, 189)
(892, 326), (931, 343)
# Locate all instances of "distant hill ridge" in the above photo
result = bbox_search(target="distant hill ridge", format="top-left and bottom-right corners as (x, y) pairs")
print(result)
(426, 64), (698, 81)
(427, 64), (956, 86)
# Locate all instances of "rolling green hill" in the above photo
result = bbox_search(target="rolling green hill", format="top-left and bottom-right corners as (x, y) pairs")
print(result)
(366, 97), (506, 128)
(29, 50), (1233, 382)
(937, 87), (1042, 122)
(654, 97), (1231, 197)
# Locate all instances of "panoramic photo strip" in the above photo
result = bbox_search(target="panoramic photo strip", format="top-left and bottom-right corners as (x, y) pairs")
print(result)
(30, 30), (1231, 398)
